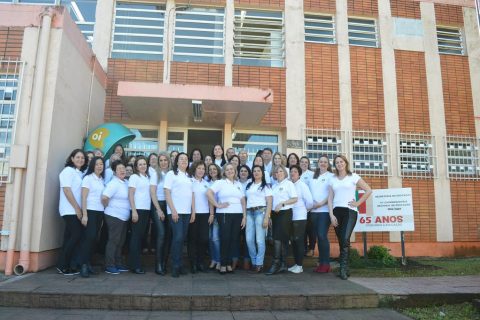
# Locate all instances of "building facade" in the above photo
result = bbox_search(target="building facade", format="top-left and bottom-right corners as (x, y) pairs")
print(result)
(0, 0), (479, 273)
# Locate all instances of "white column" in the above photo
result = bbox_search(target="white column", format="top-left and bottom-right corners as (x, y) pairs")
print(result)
(378, 0), (402, 242)
(285, 0), (306, 155)
(224, 0), (234, 86)
(159, 120), (168, 151)
(163, 0), (176, 84)
(92, 0), (115, 71)
(421, 2), (453, 242)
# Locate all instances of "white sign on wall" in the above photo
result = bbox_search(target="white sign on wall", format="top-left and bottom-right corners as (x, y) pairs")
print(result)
(355, 188), (414, 232)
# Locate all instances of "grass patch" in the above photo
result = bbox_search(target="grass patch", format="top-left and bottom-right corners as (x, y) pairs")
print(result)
(399, 302), (480, 320)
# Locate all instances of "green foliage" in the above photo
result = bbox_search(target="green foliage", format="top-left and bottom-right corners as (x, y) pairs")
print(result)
(400, 303), (480, 320)
(348, 248), (363, 267)
(367, 245), (397, 267)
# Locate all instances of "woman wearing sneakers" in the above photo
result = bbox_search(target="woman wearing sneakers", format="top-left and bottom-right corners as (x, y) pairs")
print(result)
(328, 155), (371, 280)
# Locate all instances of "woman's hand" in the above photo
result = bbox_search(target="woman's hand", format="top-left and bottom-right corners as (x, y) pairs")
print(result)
(171, 209), (179, 223)
(208, 215), (215, 225)
(157, 209), (165, 221)
(274, 203), (283, 212)
(132, 210), (139, 223)
(241, 216), (246, 229)
(348, 199), (359, 208)
(190, 213), (196, 224)
(263, 216), (269, 229)
(216, 202), (229, 209)
(81, 214), (88, 227)
(330, 214), (338, 227)
(75, 208), (82, 221)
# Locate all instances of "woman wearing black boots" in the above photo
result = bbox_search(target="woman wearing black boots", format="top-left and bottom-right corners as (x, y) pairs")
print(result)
(328, 155), (371, 280)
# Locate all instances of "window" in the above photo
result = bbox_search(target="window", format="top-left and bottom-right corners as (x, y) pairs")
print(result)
(61, 0), (97, 45)
(234, 10), (284, 67)
(173, 7), (225, 64)
(304, 14), (335, 44)
(398, 134), (436, 178)
(348, 17), (378, 48)
(351, 132), (390, 176)
(437, 27), (464, 55)
(125, 128), (158, 156)
(303, 128), (343, 168)
(446, 136), (479, 179)
(232, 132), (279, 161)
(112, 2), (165, 61)
(167, 131), (186, 152)
(0, 59), (23, 182)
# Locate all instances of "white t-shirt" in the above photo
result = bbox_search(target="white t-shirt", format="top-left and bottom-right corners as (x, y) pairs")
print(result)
(81, 173), (105, 211)
(192, 178), (210, 214)
(239, 179), (251, 192)
(209, 179), (245, 214)
(264, 161), (273, 175)
(309, 171), (334, 213)
(103, 176), (131, 221)
(292, 180), (313, 221)
(128, 173), (155, 210)
(104, 167), (114, 184)
(271, 178), (298, 210)
(329, 173), (361, 211)
(214, 158), (224, 167)
(164, 170), (193, 214)
(59, 167), (84, 216)
(300, 169), (314, 186)
(153, 170), (168, 201)
(271, 166), (289, 186)
(246, 181), (272, 209)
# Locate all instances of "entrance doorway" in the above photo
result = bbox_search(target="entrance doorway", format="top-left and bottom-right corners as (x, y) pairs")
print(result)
(187, 129), (223, 157)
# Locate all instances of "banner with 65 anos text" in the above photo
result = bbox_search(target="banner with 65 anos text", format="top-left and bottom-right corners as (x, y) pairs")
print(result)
(354, 188), (415, 232)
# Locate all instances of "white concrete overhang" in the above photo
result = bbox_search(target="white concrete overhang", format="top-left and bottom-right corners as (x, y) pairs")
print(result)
(117, 82), (274, 128)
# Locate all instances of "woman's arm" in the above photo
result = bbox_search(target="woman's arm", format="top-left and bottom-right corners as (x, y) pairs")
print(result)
(164, 188), (178, 222)
(150, 185), (164, 221)
(348, 179), (372, 208)
(63, 187), (82, 220)
(328, 186), (338, 227)
(81, 187), (89, 226)
(128, 187), (138, 223)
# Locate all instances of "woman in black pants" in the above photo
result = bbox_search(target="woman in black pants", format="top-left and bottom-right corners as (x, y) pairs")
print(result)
(79, 156), (105, 277)
(328, 155), (371, 280)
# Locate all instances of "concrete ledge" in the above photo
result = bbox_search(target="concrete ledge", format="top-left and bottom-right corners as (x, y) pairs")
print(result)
(380, 293), (480, 308)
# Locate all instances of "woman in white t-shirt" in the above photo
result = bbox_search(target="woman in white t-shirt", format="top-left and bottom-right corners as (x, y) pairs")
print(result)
(211, 144), (227, 168)
(164, 152), (194, 278)
(245, 165), (272, 273)
(270, 152), (289, 186)
(266, 165), (298, 275)
(78, 156), (105, 277)
(56, 149), (87, 276)
(128, 156), (156, 274)
(300, 156), (316, 257)
(328, 154), (372, 280)
(207, 163), (222, 271)
(309, 155), (334, 273)
(207, 163), (246, 274)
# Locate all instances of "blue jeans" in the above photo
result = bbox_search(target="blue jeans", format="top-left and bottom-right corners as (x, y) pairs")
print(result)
(246, 208), (267, 266)
(311, 212), (331, 264)
(209, 217), (220, 263)
(169, 214), (190, 269)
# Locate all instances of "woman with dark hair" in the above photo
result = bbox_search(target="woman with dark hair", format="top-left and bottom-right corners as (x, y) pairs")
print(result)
(237, 164), (252, 270)
(189, 148), (203, 164)
(128, 156), (155, 274)
(245, 165), (272, 273)
(253, 155), (271, 185)
(207, 163), (246, 274)
(309, 155), (334, 273)
(164, 152), (194, 277)
(85, 151), (94, 168)
(188, 161), (210, 273)
(287, 153), (300, 168)
(127, 156), (136, 167)
(328, 155), (371, 280)
(238, 164), (251, 189)
(143, 153), (159, 254)
(207, 163), (222, 270)
(228, 154), (240, 170)
(204, 155), (213, 167)
(211, 144), (226, 168)
(266, 165), (298, 275)
(170, 150), (179, 165)
(113, 144), (127, 164)
(148, 153), (158, 176)
(79, 156), (105, 277)
(102, 161), (130, 275)
(57, 149), (88, 275)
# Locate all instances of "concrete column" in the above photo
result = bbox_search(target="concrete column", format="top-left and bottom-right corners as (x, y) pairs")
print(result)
(159, 120), (168, 151)
(285, 0), (306, 156)
(224, 0), (234, 86)
(92, 0), (115, 71)
(421, 2), (453, 242)
(378, 0), (402, 243)
(224, 123), (232, 148)
(463, 7), (480, 136)
(163, 0), (176, 84)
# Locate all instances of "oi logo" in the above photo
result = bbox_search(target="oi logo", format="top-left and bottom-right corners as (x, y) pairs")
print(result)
(89, 127), (110, 149)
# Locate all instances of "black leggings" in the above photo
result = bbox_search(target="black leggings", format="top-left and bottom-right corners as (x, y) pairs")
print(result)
(188, 213), (210, 266)
(78, 210), (104, 265)
(217, 213), (242, 266)
(333, 207), (357, 251)
(128, 209), (150, 269)
(292, 220), (307, 266)
(57, 215), (83, 270)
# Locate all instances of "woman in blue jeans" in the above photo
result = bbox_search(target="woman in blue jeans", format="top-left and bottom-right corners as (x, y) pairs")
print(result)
(207, 163), (222, 271)
(308, 155), (334, 273)
(245, 165), (272, 273)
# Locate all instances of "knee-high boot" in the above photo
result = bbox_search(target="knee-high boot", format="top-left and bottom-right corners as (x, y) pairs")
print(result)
(279, 241), (288, 273)
(339, 245), (349, 280)
(266, 240), (282, 275)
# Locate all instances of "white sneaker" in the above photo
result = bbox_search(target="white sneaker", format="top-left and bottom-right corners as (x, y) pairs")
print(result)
(288, 264), (298, 272)
(291, 265), (303, 274)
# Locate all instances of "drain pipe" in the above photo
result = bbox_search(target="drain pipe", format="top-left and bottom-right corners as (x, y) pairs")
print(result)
(13, 8), (55, 276)
(4, 169), (24, 275)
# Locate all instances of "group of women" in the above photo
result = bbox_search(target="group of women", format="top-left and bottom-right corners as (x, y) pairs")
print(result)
(57, 144), (371, 280)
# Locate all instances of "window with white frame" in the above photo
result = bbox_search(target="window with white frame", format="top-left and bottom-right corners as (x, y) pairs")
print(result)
(112, 2), (165, 61)
(234, 9), (284, 67)
(167, 131), (186, 152)
(125, 128), (158, 156)
(61, 0), (97, 45)
(304, 14), (335, 44)
(0, 59), (23, 182)
(348, 17), (378, 48)
(232, 132), (279, 161)
(398, 134), (436, 178)
(303, 129), (343, 168)
(351, 132), (390, 176)
(173, 7), (225, 64)
(437, 26), (464, 55)
(446, 136), (479, 179)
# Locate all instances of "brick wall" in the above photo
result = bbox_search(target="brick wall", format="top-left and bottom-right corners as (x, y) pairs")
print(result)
(235, 0), (284, 9)
(232, 66), (286, 127)
(348, 0), (378, 16)
(304, 0), (336, 14)
(170, 61), (225, 86)
(350, 47), (385, 132)
(0, 27), (23, 59)
(435, 3), (463, 26)
(440, 55), (475, 136)
(395, 50), (430, 133)
(105, 59), (164, 122)
(390, 0), (421, 19)
(451, 181), (480, 241)
(305, 43), (340, 129)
